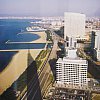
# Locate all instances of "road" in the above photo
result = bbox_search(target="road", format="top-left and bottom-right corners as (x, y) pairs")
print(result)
(21, 52), (52, 100)
(49, 29), (64, 42)
(77, 48), (100, 93)
(21, 30), (59, 100)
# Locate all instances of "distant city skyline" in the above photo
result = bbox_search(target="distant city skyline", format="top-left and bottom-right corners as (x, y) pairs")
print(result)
(0, 0), (100, 17)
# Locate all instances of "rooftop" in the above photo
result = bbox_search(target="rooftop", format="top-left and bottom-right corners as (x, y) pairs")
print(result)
(57, 57), (87, 64)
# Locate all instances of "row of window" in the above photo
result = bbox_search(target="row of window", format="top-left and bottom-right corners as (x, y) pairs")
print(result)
(57, 77), (87, 79)
(56, 80), (87, 84)
(56, 70), (87, 72)
(56, 63), (87, 66)
(56, 66), (87, 69)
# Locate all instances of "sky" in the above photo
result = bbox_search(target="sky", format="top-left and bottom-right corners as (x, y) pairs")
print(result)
(0, 0), (100, 17)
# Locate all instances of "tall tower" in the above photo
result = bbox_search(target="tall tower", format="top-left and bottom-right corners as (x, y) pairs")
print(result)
(94, 30), (100, 61)
(64, 12), (86, 40)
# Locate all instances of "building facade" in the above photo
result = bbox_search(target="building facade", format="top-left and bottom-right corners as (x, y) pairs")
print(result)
(56, 49), (88, 86)
(94, 30), (100, 61)
(64, 12), (86, 40)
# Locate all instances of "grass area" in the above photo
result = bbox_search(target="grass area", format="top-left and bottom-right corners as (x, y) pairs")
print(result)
(49, 74), (54, 82)
(45, 30), (52, 41)
(35, 49), (50, 70)
(36, 60), (42, 69)
(36, 50), (49, 60)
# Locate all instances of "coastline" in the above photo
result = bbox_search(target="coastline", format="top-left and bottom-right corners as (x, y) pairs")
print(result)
(0, 49), (43, 94)
(6, 31), (47, 44)
(0, 31), (46, 94)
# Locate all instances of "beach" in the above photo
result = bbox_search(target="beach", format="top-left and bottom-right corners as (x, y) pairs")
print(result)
(0, 31), (46, 94)
(30, 31), (47, 43)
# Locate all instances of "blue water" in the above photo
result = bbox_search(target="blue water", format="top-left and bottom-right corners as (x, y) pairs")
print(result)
(0, 19), (29, 43)
(0, 19), (47, 50)
(0, 19), (40, 43)
(0, 43), (45, 50)
(9, 32), (40, 42)
(0, 19), (45, 72)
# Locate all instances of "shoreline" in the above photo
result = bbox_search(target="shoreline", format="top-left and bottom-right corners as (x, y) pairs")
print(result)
(6, 31), (47, 44)
(0, 31), (47, 94)
(0, 49), (43, 94)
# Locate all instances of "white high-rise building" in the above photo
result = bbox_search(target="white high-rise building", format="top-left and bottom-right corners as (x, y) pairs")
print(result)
(56, 48), (88, 86)
(64, 12), (86, 40)
(94, 30), (100, 50)
(94, 30), (100, 61)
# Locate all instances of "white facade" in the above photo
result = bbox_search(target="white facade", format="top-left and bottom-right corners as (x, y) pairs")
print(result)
(64, 12), (86, 40)
(94, 30), (100, 61)
(97, 50), (100, 61)
(56, 49), (88, 86)
(94, 30), (100, 50)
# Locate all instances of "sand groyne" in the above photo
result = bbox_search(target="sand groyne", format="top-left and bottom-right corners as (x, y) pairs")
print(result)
(6, 31), (47, 44)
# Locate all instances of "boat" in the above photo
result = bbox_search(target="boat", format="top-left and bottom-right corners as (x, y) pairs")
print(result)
(26, 26), (47, 32)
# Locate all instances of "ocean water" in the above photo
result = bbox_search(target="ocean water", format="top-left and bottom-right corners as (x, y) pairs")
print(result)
(0, 19), (46, 49)
(0, 19), (31, 43)
(0, 19), (45, 71)
(8, 32), (40, 42)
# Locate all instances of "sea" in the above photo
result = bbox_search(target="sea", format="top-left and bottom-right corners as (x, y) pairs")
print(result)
(0, 19), (47, 72)
(0, 19), (46, 49)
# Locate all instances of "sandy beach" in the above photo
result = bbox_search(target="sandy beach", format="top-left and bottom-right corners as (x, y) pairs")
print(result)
(30, 31), (47, 43)
(0, 31), (46, 94)
(0, 49), (43, 94)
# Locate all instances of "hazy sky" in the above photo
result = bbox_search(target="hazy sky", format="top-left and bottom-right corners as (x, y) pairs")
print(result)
(0, 0), (100, 16)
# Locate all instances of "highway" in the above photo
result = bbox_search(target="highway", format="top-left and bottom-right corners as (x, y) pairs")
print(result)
(21, 30), (59, 100)
(49, 29), (64, 42)
(21, 52), (52, 100)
